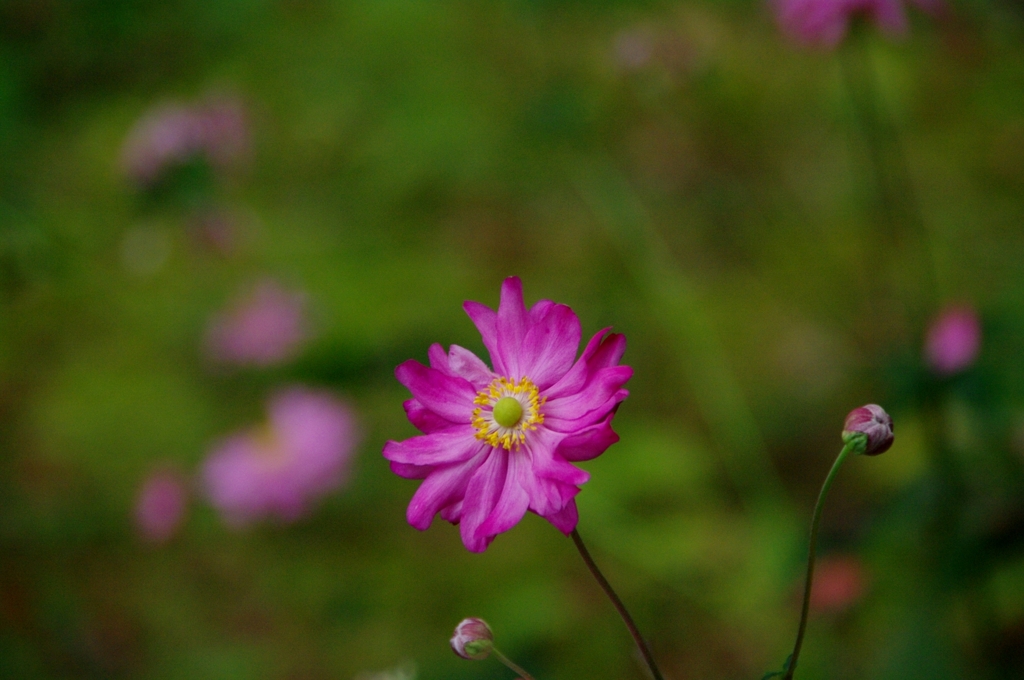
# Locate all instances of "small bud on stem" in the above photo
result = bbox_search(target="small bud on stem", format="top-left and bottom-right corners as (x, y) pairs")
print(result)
(450, 618), (493, 660)
(781, 405), (893, 680)
(450, 618), (535, 680)
(842, 404), (894, 456)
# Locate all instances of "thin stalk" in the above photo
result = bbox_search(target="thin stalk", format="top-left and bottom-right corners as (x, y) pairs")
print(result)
(783, 441), (855, 680)
(570, 529), (664, 680)
(492, 647), (535, 680)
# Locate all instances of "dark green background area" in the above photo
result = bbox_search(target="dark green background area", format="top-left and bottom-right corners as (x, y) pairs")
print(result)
(3, 1), (1024, 678)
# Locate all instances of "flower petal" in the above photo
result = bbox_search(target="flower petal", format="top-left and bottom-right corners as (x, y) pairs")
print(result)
(463, 300), (499, 370)
(519, 302), (581, 390)
(546, 499), (579, 535)
(545, 330), (624, 400)
(459, 449), (508, 552)
(544, 366), (632, 432)
(406, 451), (487, 530)
(555, 414), (620, 462)
(447, 345), (494, 389)
(588, 331), (627, 370)
(478, 451), (532, 541)
(494, 277), (529, 378)
(395, 359), (476, 424)
(383, 427), (483, 466)
(390, 461), (432, 479)
(404, 399), (451, 434)
(428, 343), (451, 372)
(526, 428), (590, 486)
(440, 499), (463, 523)
(529, 476), (580, 519)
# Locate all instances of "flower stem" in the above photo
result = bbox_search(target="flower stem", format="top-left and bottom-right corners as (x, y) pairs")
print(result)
(783, 441), (855, 680)
(492, 647), (535, 680)
(570, 529), (664, 680)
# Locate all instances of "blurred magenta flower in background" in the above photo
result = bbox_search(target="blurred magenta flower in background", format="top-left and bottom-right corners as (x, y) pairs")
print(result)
(135, 469), (189, 544)
(772, 0), (942, 48)
(202, 387), (359, 527)
(120, 94), (248, 187)
(924, 305), (982, 375)
(809, 555), (868, 613)
(205, 279), (310, 368)
(384, 277), (632, 553)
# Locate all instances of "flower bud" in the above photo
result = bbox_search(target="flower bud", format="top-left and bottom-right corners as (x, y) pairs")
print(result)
(450, 618), (494, 660)
(842, 404), (894, 456)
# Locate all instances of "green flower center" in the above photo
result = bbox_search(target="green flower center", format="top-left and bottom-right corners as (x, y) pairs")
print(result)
(492, 396), (523, 428)
(472, 377), (545, 450)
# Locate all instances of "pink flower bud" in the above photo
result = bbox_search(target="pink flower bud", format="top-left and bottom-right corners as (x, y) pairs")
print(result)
(450, 618), (494, 660)
(842, 404), (894, 456)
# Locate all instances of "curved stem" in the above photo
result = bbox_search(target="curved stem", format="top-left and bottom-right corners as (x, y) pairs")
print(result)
(492, 647), (535, 680)
(783, 442), (855, 680)
(570, 529), (664, 680)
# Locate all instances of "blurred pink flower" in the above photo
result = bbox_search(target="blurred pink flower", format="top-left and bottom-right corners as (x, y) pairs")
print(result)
(202, 387), (359, 527)
(383, 277), (632, 552)
(773, 0), (941, 48)
(925, 305), (981, 375)
(120, 95), (249, 186)
(135, 469), (189, 543)
(205, 279), (309, 367)
(810, 555), (868, 612)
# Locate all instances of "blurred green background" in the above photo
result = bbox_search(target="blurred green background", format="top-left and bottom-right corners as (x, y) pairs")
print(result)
(3, 0), (1024, 678)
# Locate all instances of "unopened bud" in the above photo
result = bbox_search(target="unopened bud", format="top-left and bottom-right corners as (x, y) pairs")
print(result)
(451, 618), (494, 660)
(842, 404), (894, 456)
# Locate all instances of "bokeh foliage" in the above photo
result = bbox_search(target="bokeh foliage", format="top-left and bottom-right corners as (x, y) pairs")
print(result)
(3, 1), (1024, 678)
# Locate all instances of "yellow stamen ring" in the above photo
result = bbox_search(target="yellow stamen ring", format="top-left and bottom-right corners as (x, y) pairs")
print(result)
(472, 376), (545, 450)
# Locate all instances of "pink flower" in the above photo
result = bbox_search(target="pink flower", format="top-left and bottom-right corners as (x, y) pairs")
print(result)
(202, 387), (359, 527)
(925, 305), (981, 375)
(383, 277), (632, 552)
(773, 0), (941, 48)
(120, 95), (248, 187)
(196, 96), (249, 169)
(205, 279), (309, 367)
(135, 469), (189, 543)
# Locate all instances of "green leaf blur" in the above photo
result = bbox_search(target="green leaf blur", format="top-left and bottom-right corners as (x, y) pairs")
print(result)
(2, 1), (1024, 679)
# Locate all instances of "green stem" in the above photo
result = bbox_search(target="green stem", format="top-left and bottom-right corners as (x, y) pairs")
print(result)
(571, 529), (665, 680)
(783, 441), (855, 680)
(492, 647), (535, 680)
